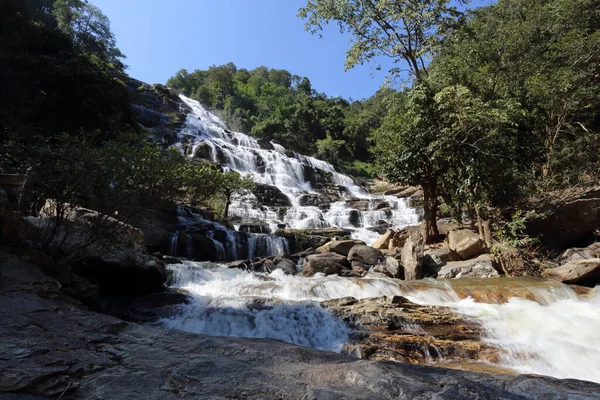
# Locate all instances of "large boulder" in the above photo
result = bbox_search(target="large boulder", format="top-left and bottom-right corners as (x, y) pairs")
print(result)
(347, 245), (384, 266)
(526, 187), (600, 250)
(251, 183), (292, 207)
(447, 228), (486, 260)
(388, 228), (412, 250)
(301, 252), (350, 277)
(317, 239), (365, 256)
(557, 242), (600, 264)
(437, 254), (500, 279)
(542, 258), (600, 287)
(24, 203), (166, 297)
(401, 227), (424, 280)
(423, 246), (461, 273)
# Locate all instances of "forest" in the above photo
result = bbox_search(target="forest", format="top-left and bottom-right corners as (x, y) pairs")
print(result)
(169, 0), (600, 243)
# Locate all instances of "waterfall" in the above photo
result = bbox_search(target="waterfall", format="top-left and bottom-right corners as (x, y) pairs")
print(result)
(176, 95), (420, 249)
(163, 261), (600, 383)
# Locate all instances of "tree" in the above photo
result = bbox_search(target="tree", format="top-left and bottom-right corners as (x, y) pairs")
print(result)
(52, 0), (125, 69)
(299, 0), (469, 242)
(217, 171), (255, 220)
(299, 0), (468, 82)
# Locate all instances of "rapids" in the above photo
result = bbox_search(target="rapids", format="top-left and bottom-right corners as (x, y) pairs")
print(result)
(163, 261), (600, 384)
(176, 95), (420, 248)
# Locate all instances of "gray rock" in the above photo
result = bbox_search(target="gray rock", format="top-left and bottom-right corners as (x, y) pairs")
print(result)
(371, 257), (403, 279)
(348, 245), (384, 266)
(272, 256), (297, 275)
(423, 246), (461, 271)
(438, 254), (500, 279)
(1, 253), (599, 400)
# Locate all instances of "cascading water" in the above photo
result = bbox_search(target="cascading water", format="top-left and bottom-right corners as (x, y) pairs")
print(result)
(176, 95), (420, 251)
(163, 261), (600, 383)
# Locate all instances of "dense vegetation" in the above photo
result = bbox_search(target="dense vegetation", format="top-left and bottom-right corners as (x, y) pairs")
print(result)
(301, 0), (599, 243)
(167, 64), (396, 177)
(0, 0), (253, 259)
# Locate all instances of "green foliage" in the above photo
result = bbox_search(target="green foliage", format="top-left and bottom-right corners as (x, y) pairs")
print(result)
(167, 64), (390, 168)
(492, 210), (540, 249)
(0, 0), (133, 144)
(299, 0), (468, 83)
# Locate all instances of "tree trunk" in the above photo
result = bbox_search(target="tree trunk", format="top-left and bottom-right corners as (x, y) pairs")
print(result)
(421, 181), (439, 244)
(224, 195), (231, 220)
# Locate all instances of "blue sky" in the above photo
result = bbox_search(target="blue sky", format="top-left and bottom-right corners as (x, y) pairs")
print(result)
(93, 0), (494, 100)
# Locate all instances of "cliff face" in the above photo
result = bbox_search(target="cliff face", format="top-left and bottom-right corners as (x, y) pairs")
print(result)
(2, 252), (600, 400)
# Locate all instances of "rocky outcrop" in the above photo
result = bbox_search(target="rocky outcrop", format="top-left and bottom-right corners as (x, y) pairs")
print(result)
(372, 230), (394, 249)
(542, 258), (600, 287)
(447, 228), (486, 260)
(301, 252), (350, 277)
(526, 187), (600, 250)
(437, 254), (500, 279)
(423, 246), (461, 273)
(3, 255), (598, 400)
(23, 208), (166, 297)
(323, 296), (500, 367)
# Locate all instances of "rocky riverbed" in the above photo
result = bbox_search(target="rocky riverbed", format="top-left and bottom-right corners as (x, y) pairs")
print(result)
(2, 253), (600, 400)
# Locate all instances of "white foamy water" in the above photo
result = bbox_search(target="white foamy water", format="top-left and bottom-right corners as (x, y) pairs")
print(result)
(163, 261), (600, 383)
(177, 95), (420, 246)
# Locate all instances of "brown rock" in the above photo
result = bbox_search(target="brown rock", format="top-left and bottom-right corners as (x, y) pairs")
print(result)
(542, 258), (600, 287)
(301, 252), (349, 277)
(347, 245), (384, 266)
(372, 230), (394, 250)
(401, 228), (424, 280)
(447, 229), (486, 260)
(317, 239), (365, 256)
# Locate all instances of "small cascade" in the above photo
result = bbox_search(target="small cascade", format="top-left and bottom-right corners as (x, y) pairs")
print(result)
(163, 262), (600, 383)
(166, 206), (292, 261)
(176, 95), (421, 249)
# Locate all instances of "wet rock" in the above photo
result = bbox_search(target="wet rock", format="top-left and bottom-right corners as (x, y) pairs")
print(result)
(224, 259), (253, 270)
(542, 258), (600, 287)
(447, 228), (486, 260)
(271, 256), (297, 275)
(301, 253), (349, 277)
(251, 183), (292, 207)
(348, 245), (384, 266)
(323, 296), (500, 366)
(437, 254), (500, 279)
(317, 240), (365, 257)
(348, 209), (361, 227)
(2, 254), (600, 400)
(346, 199), (370, 211)
(366, 220), (390, 235)
(239, 221), (270, 234)
(401, 227), (424, 280)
